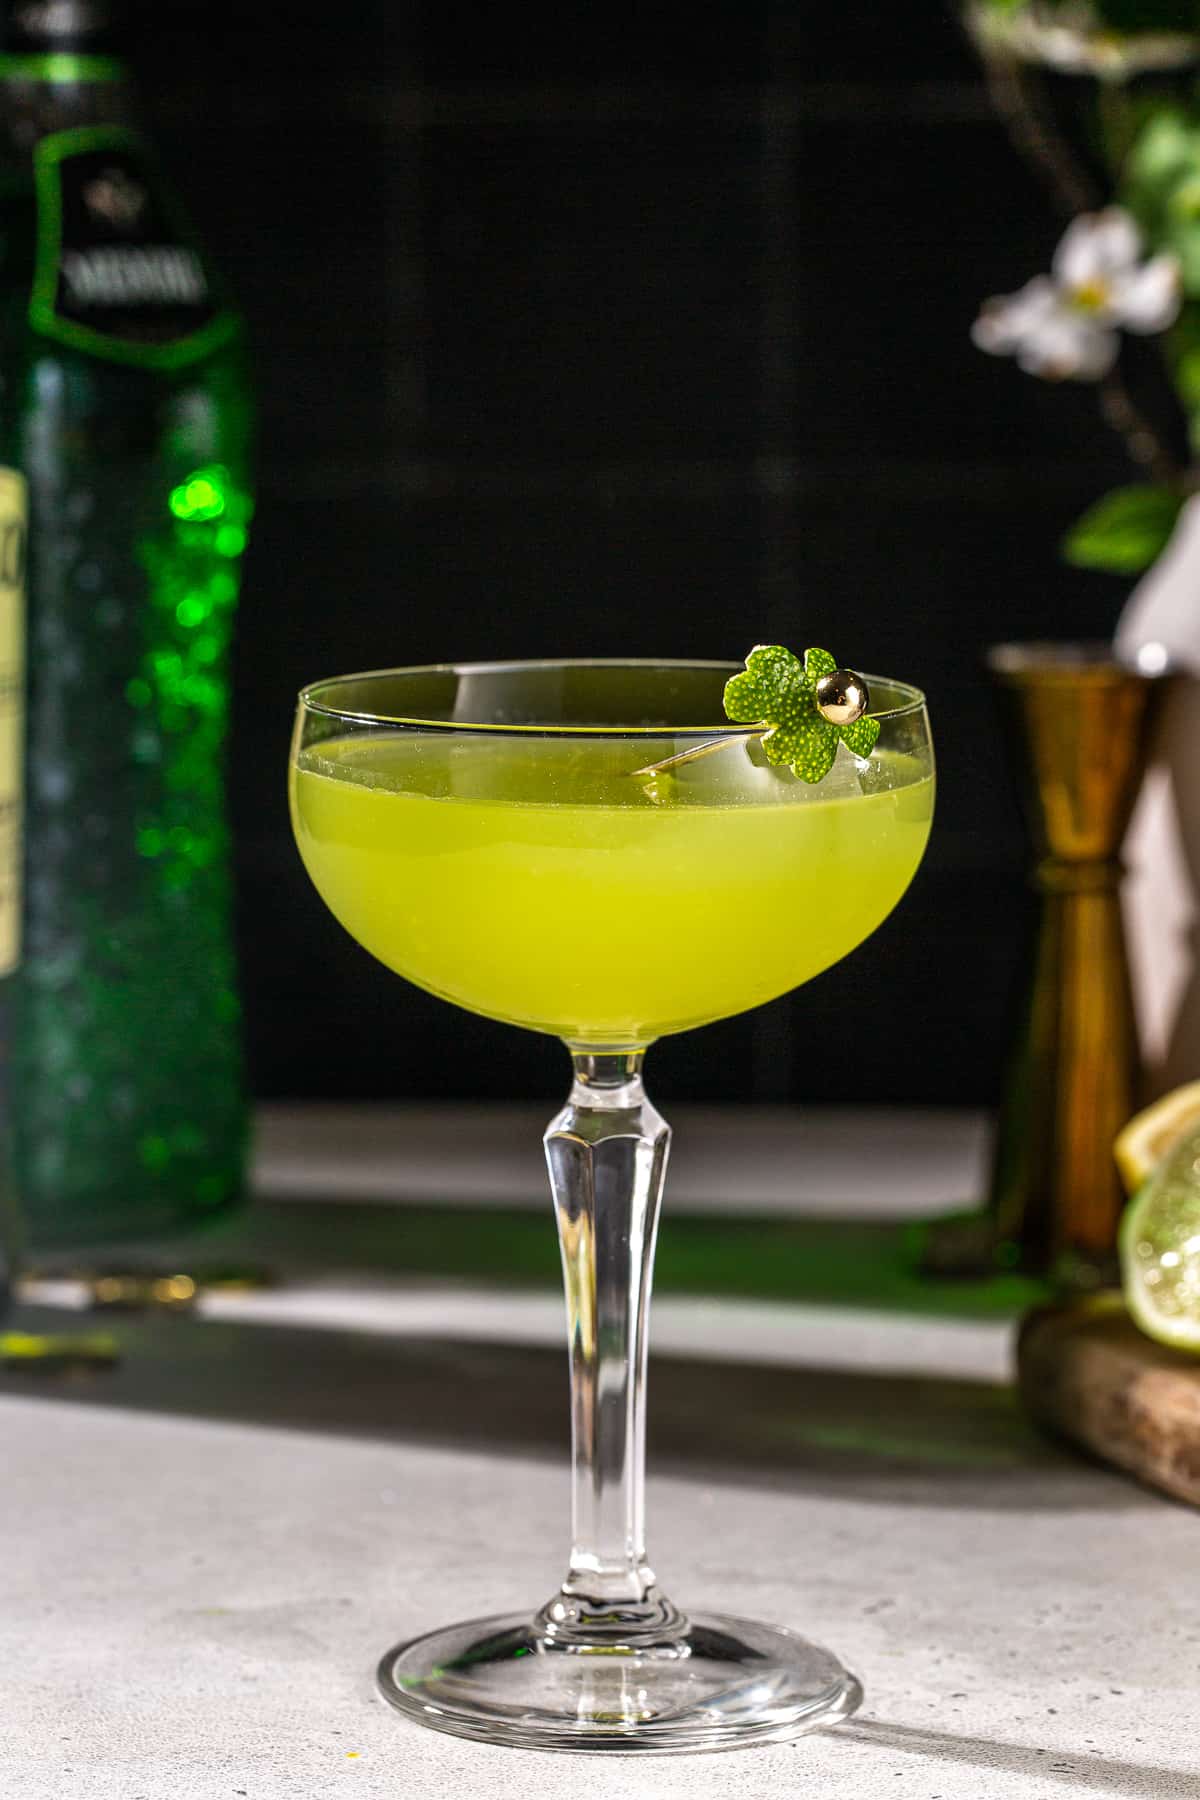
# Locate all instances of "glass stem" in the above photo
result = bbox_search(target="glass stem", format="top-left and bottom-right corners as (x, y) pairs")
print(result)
(537, 1049), (685, 1644)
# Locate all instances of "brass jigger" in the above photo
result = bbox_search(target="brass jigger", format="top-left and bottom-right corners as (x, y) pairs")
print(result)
(985, 643), (1167, 1279)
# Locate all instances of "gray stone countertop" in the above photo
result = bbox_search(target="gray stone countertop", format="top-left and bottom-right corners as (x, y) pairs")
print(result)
(1, 1105), (1196, 1800)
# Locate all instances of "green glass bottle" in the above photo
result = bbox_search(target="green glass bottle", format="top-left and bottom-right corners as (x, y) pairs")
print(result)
(0, 2), (252, 1248)
(0, 465), (24, 1298)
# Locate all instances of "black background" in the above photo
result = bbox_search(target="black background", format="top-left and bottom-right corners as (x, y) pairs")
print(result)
(131, 1), (1136, 1109)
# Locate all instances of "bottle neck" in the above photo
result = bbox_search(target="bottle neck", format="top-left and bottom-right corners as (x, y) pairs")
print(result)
(0, 50), (128, 80)
(0, 61), (133, 158)
(0, 0), (130, 106)
(0, 0), (134, 153)
(1, 0), (124, 55)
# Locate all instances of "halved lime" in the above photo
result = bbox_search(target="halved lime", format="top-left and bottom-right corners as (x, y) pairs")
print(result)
(1119, 1124), (1200, 1353)
(1114, 1080), (1200, 1197)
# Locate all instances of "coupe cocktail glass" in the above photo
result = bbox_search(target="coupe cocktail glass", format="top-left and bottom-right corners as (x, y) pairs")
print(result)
(289, 659), (934, 1753)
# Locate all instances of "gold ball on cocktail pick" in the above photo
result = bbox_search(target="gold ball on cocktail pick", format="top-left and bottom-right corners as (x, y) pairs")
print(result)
(815, 668), (869, 727)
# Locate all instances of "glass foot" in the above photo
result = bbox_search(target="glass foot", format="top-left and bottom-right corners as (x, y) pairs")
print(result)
(376, 1610), (862, 1753)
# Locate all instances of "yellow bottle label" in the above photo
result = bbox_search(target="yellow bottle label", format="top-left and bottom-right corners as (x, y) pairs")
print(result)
(0, 470), (25, 978)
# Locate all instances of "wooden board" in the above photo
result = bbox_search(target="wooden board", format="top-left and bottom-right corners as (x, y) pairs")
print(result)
(1018, 1295), (1200, 1506)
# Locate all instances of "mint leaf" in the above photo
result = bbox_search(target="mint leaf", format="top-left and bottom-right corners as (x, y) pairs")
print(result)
(1062, 485), (1182, 575)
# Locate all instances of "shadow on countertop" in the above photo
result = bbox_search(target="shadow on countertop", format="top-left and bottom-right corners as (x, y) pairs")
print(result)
(0, 1295), (1143, 1516)
(841, 1718), (1195, 1799)
(33, 1195), (1049, 1318)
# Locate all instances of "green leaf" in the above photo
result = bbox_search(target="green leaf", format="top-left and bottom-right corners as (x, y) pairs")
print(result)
(764, 713), (839, 783)
(840, 714), (882, 760)
(1062, 485), (1183, 574)
(722, 644), (805, 725)
(722, 644), (880, 784)
(1123, 110), (1200, 294)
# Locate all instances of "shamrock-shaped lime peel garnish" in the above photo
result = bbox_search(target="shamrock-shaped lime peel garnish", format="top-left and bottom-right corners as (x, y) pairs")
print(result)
(723, 645), (879, 783)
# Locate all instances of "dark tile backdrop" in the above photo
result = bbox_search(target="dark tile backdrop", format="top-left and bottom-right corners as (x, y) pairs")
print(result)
(132, 1), (1133, 1108)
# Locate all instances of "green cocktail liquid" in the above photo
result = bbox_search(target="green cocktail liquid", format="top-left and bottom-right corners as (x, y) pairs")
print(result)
(292, 733), (934, 1045)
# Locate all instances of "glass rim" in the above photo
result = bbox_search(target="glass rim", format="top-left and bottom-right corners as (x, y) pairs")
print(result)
(296, 658), (929, 736)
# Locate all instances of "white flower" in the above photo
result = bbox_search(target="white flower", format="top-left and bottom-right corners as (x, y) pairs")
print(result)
(972, 209), (1182, 382)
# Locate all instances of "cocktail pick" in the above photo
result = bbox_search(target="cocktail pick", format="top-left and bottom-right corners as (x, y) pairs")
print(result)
(633, 645), (877, 786)
(724, 645), (878, 782)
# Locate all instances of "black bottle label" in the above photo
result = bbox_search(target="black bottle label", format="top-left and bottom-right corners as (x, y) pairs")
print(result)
(29, 125), (237, 368)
